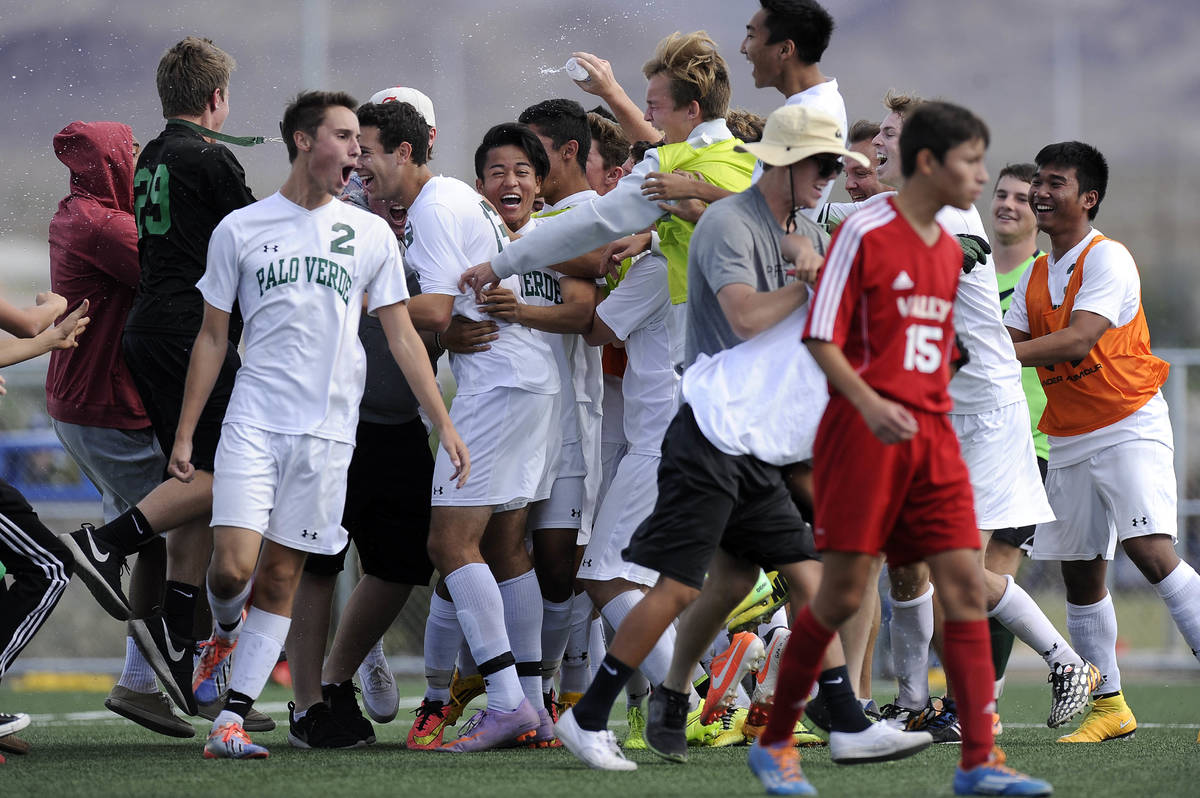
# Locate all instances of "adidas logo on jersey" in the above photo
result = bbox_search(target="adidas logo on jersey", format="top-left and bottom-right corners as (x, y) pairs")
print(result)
(892, 270), (915, 291)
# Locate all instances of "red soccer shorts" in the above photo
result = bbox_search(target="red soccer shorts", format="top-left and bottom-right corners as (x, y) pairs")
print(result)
(812, 397), (978, 566)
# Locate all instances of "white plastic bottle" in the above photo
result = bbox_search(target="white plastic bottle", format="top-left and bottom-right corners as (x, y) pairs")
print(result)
(564, 57), (590, 82)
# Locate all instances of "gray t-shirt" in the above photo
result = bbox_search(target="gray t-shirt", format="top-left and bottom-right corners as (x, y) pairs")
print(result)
(358, 268), (435, 425)
(685, 186), (828, 366)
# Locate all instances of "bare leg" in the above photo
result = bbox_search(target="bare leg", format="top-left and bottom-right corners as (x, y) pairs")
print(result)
(286, 571), (335, 710)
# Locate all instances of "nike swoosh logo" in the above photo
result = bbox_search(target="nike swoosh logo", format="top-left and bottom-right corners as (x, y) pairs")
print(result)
(84, 531), (110, 563)
(1119, 718), (1131, 729)
(163, 619), (188, 662)
(602, 663), (618, 676)
(824, 676), (843, 685)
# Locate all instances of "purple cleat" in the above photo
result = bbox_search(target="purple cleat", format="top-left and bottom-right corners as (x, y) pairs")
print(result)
(438, 698), (540, 752)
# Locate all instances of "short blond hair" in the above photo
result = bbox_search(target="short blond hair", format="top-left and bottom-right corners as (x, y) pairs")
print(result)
(883, 89), (923, 121)
(642, 31), (731, 121)
(156, 36), (236, 118)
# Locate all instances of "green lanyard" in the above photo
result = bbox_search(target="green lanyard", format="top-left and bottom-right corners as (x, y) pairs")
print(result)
(166, 118), (282, 147)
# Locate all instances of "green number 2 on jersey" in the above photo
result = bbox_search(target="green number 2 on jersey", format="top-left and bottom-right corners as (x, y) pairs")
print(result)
(330, 223), (356, 255)
(133, 164), (171, 237)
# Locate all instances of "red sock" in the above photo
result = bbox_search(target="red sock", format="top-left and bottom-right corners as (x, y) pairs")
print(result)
(943, 619), (995, 770)
(759, 605), (834, 745)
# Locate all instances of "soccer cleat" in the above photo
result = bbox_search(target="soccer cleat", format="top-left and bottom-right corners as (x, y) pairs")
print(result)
(726, 570), (775, 633)
(829, 720), (932, 764)
(702, 632), (766, 724)
(746, 629), (789, 731)
(61, 523), (132, 620)
(0, 713), (31, 738)
(992, 712), (1003, 737)
(708, 706), (749, 747)
(193, 635), (237, 706)
(909, 696), (962, 744)
(130, 613), (197, 716)
(624, 705), (647, 749)
(557, 690), (583, 714)
(953, 746), (1053, 796)
(203, 721), (269, 760)
(686, 703), (723, 747)
(1056, 692), (1136, 742)
(197, 698), (276, 732)
(288, 701), (365, 749)
(439, 698), (540, 752)
(555, 708), (637, 771)
(445, 668), (486, 725)
(357, 640), (399, 723)
(105, 685), (195, 738)
(748, 738), (817, 796)
(878, 702), (924, 727)
(645, 685), (690, 761)
(1046, 660), (1102, 728)
(323, 679), (375, 744)
(406, 699), (451, 750)
(520, 706), (561, 748)
(0, 733), (30, 755)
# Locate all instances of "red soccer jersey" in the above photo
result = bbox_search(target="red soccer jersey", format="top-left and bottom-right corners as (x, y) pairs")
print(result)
(804, 197), (962, 413)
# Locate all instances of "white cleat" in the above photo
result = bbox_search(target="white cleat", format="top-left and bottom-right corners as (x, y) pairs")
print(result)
(830, 720), (933, 765)
(357, 639), (399, 723)
(555, 708), (637, 771)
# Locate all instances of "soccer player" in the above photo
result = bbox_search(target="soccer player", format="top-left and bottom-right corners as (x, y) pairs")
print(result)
(986, 162), (1047, 723)
(355, 100), (560, 751)
(1006, 141), (1200, 742)
(586, 112), (630, 196)
(167, 91), (465, 759)
(46, 120), (192, 737)
(754, 100), (1051, 797)
(61, 37), (257, 719)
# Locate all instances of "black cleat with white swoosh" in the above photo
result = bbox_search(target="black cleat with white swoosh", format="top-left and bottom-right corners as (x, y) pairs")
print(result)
(131, 613), (198, 716)
(60, 523), (132, 620)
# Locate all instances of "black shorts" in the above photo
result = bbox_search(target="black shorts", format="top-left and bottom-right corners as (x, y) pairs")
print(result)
(122, 330), (240, 474)
(305, 418), (435, 585)
(989, 456), (1049, 550)
(622, 404), (818, 591)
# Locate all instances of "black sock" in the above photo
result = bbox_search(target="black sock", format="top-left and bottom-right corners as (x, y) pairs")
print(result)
(224, 690), (254, 721)
(988, 616), (1016, 680)
(163, 581), (199, 642)
(818, 666), (871, 733)
(572, 654), (634, 731)
(100, 507), (156, 553)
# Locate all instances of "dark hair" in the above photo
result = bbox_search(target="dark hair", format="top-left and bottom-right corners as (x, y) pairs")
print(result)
(899, 101), (989, 179)
(759, 0), (834, 64)
(996, 162), (1035, 187)
(519, 98), (591, 172)
(1034, 141), (1108, 220)
(356, 101), (429, 166)
(588, 104), (617, 123)
(281, 90), (358, 163)
(587, 112), (630, 171)
(725, 109), (767, 143)
(156, 36), (236, 118)
(848, 119), (880, 146)
(631, 139), (666, 164)
(473, 122), (550, 181)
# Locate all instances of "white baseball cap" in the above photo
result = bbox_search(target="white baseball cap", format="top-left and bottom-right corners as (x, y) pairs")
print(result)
(736, 105), (867, 168)
(368, 86), (436, 128)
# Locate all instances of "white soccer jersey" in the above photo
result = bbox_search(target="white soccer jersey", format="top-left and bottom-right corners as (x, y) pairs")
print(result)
(405, 176), (557, 397)
(199, 192), (409, 444)
(594, 254), (677, 455)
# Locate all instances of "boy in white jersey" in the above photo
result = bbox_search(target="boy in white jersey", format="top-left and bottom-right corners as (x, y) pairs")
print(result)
(166, 91), (467, 759)
(857, 91), (1097, 738)
(356, 100), (561, 751)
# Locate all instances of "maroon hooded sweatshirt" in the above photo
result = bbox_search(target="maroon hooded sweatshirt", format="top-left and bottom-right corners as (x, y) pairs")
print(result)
(46, 121), (149, 429)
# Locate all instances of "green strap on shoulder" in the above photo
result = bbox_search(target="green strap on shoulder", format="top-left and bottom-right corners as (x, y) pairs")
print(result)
(166, 118), (282, 147)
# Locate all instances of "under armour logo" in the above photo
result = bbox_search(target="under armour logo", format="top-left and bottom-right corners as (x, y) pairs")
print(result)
(570, 508), (581, 518)
(263, 244), (279, 252)
(1131, 516), (1148, 527)
(433, 486), (444, 495)
(301, 529), (319, 539)
(581, 559), (592, 568)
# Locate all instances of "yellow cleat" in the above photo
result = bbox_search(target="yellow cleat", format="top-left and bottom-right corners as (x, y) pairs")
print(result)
(444, 669), (485, 726)
(726, 571), (790, 634)
(556, 690), (583, 714)
(623, 705), (647, 750)
(1056, 692), (1136, 742)
(685, 704), (722, 746)
(707, 707), (749, 747)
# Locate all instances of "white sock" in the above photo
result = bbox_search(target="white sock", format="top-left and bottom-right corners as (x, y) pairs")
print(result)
(889, 583), (934, 710)
(989, 574), (1078, 667)
(227, 606), (290, 701)
(1066, 593), (1121, 696)
(757, 608), (789, 641)
(540, 597), (572, 694)
(626, 671), (650, 709)
(498, 569), (544, 707)
(994, 674), (1007, 702)
(207, 578), (251, 641)
(456, 639), (479, 677)
(560, 594), (592, 693)
(588, 616), (606, 682)
(423, 593), (462, 703)
(116, 635), (157, 693)
(1153, 560), (1200, 663)
(599, 589), (677, 686)
(444, 563), (523, 712)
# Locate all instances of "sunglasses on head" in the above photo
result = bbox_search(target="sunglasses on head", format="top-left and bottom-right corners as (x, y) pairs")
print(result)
(813, 154), (844, 178)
